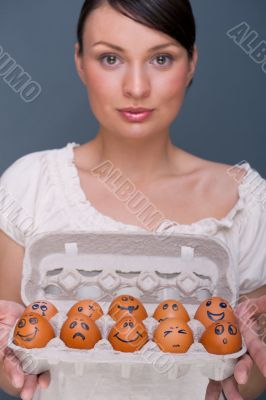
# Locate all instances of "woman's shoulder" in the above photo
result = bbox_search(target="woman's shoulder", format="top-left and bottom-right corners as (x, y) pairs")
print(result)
(0, 146), (62, 188)
(177, 151), (251, 211)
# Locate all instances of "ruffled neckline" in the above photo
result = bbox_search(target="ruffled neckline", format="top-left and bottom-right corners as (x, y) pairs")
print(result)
(59, 142), (252, 235)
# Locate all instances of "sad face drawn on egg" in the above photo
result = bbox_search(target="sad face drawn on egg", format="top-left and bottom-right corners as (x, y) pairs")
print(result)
(108, 294), (148, 322)
(200, 321), (242, 355)
(60, 314), (101, 349)
(194, 297), (236, 328)
(153, 318), (194, 353)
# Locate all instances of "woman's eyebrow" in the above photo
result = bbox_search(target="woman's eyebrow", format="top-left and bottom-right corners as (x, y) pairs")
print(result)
(91, 41), (179, 52)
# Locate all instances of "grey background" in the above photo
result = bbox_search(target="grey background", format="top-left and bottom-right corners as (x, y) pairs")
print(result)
(0, 0), (265, 399)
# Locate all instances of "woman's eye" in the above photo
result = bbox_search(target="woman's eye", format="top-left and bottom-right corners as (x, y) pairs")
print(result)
(152, 54), (174, 66)
(99, 54), (120, 67)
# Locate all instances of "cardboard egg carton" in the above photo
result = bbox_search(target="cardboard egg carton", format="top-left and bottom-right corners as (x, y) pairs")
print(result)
(8, 231), (246, 395)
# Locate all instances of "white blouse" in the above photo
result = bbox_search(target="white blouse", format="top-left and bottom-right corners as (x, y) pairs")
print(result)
(0, 142), (266, 400)
(1, 142), (266, 295)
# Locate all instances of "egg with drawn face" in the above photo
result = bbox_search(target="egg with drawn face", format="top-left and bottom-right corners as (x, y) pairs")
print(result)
(108, 294), (148, 322)
(13, 312), (55, 348)
(153, 299), (190, 323)
(24, 300), (58, 320)
(67, 299), (104, 321)
(194, 297), (236, 328)
(108, 316), (148, 352)
(153, 318), (194, 353)
(60, 313), (101, 349)
(200, 321), (242, 354)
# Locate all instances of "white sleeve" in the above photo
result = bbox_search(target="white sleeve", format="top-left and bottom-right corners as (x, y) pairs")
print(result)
(0, 152), (43, 246)
(238, 174), (266, 294)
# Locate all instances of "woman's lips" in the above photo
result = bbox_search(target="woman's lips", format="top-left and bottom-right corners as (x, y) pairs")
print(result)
(118, 110), (154, 122)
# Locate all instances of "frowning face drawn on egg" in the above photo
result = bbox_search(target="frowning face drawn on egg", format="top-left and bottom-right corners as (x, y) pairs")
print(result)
(108, 294), (148, 321)
(69, 319), (89, 340)
(67, 299), (103, 321)
(153, 318), (194, 353)
(13, 312), (55, 348)
(60, 314), (101, 349)
(153, 299), (190, 323)
(200, 321), (242, 355)
(108, 316), (148, 352)
(194, 297), (236, 328)
(24, 300), (58, 320)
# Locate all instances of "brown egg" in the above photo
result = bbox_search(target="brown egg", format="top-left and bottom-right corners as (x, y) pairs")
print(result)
(194, 297), (237, 328)
(13, 312), (55, 348)
(24, 300), (58, 320)
(60, 313), (101, 349)
(108, 316), (148, 352)
(108, 294), (148, 322)
(67, 299), (104, 321)
(200, 321), (242, 355)
(153, 299), (190, 323)
(153, 318), (193, 353)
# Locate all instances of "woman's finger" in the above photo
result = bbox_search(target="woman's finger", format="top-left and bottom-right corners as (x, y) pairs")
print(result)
(222, 375), (244, 400)
(37, 370), (51, 389)
(234, 353), (253, 384)
(205, 379), (222, 400)
(240, 321), (266, 377)
(19, 374), (38, 400)
(2, 348), (25, 389)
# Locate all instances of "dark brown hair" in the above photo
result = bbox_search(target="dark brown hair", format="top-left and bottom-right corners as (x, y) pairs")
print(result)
(77, 0), (196, 59)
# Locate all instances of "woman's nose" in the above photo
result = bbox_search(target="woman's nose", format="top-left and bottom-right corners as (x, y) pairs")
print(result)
(122, 64), (151, 99)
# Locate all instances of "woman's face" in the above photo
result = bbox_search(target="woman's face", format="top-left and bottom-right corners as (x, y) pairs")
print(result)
(75, 2), (197, 140)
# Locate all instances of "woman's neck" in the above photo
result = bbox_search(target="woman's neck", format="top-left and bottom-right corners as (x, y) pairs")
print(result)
(91, 129), (178, 184)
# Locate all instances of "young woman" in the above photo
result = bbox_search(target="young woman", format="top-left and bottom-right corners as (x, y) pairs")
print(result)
(0, 1), (265, 399)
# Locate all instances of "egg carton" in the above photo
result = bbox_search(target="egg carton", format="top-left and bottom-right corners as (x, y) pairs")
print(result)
(8, 231), (246, 399)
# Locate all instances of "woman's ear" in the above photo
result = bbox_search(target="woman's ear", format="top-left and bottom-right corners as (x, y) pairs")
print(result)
(74, 43), (87, 86)
(186, 45), (198, 87)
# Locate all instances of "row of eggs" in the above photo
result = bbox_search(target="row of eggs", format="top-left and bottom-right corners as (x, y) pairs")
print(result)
(13, 296), (242, 355)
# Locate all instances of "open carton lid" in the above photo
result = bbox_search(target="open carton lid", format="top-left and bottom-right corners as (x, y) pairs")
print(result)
(21, 230), (239, 309)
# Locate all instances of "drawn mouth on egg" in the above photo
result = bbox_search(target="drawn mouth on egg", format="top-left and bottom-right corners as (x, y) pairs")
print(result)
(207, 311), (225, 321)
(73, 332), (86, 340)
(117, 305), (139, 314)
(17, 327), (39, 342)
(114, 331), (142, 343)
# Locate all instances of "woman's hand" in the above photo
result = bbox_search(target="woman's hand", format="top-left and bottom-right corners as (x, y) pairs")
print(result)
(0, 300), (50, 400)
(205, 295), (266, 400)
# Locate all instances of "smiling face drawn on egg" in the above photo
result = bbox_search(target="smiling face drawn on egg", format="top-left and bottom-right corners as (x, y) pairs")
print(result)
(194, 297), (236, 328)
(200, 321), (242, 355)
(153, 318), (194, 353)
(60, 313), (101, 349)
(24, 300), (58, 320)
(67, 299), (104, 321)
(108, 294), (148, 322)
(13, 312), (55, 349)
(153, 299), (190, 323)
(108, 316), (148, 352)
